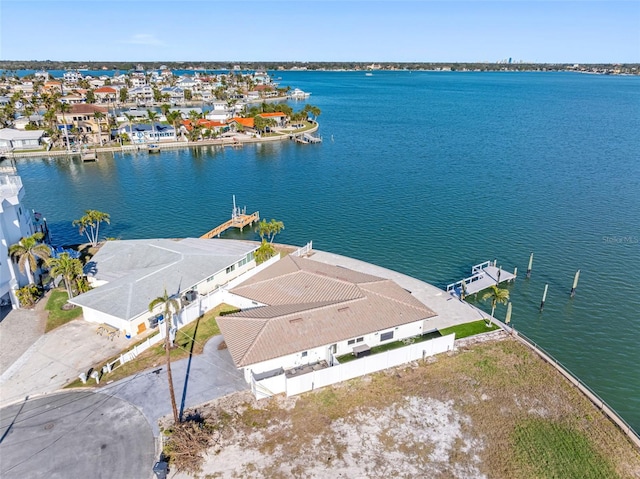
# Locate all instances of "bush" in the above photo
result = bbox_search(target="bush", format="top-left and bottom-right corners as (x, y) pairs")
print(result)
(16, 284), (40, 308)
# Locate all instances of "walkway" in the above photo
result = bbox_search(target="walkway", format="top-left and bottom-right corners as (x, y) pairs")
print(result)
(99, 335), (247, 435)
(0, 301), (47, 376)
(0, 319), (135, 408)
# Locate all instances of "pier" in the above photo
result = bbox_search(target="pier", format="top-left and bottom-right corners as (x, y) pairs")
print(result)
(447, 260), (516, 298)
(200, 196), (259, 239)
(292, 133), (322, 144)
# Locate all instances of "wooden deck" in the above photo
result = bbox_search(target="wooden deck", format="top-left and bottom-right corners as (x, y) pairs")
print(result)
(200, 211), (260, 239)
(447, 260), (516, 298)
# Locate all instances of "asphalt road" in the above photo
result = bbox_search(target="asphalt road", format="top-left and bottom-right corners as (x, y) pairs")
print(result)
(0, 391), (156, 479)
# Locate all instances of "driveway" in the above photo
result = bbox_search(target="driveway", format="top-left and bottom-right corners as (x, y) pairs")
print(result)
(0, 391), (155, 479)
(0, 319), (137, 408)
(99, 335), (248, 435)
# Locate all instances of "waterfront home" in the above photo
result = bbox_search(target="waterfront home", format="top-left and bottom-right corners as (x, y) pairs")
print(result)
(228, 117), (255, 133)
(119, 123), (176, 144)
(69, 238), (260, 337)
(94, 86), (118, 103)
(0, 129), (45, 151)
(55, 104), (109, 145)
(0, 166), (41, 308)
(129, 85), (153, 104)
(63, 70), (82, 84)
(183, 119), (226, 135)
(217, 255), (438, 385)
(161, 86), (184, 104)
(257, 112), (288, 127)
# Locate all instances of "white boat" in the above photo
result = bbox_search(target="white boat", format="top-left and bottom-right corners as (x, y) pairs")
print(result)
(365, 72), (373, 76)
(289, 88), (311, 100)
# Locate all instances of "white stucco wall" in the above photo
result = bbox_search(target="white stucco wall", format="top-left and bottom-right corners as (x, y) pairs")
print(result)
(244, 318), (427, 382)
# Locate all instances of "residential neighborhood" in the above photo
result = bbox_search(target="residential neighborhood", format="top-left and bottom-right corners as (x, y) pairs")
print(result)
(0, 68), (319, 154)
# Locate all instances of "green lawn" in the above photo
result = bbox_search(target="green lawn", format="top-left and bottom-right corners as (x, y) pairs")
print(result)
(513, 419), (619, 478)
(336, 331), (442, 364)
(64, 303), (238, 388)
(45, 289), (83, 332)
(439, 319), (500, 339)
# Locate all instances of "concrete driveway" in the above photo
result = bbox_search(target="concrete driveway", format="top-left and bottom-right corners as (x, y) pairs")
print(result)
(100, 335), (248, 435)
(0, 319), (136, 408)
(0, 391), (155, 479)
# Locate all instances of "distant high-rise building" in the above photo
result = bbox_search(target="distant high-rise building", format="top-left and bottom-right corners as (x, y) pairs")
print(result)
(508, 58), (512, 64)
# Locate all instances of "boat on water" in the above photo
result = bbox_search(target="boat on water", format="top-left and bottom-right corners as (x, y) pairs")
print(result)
(365, 72), (373, 76)
(148, 144), (160, 153)
(289, 88), (311, 100)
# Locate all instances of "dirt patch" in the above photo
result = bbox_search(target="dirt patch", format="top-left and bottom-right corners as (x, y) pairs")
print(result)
(163, 336), (640, 479)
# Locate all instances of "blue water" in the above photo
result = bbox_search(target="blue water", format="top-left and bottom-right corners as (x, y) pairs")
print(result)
(14, 72), (640, 432)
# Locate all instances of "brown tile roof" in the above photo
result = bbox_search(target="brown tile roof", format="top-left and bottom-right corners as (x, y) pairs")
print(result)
(230, 117), (254, 128)
(217, 256), (437, 367)
(94, 86), (117, 93)
(68, 104), (108, 114)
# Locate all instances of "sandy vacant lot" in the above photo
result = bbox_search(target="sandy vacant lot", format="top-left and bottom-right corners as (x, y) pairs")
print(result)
(164, 333), (640, 479)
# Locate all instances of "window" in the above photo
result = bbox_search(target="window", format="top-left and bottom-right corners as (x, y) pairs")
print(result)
(380, 331), (394, 342)
(301, 351), (308, 357)
(356, 337), (364, 343)
(226, 264), (235, 274)
(348, 339), (355, 345)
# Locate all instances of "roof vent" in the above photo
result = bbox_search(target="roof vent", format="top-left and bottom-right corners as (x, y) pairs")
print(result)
(289, 318), (302, 324)
(338, 307), (350, 313)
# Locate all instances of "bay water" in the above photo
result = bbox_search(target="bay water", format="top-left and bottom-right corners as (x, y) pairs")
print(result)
(14, 71), (640, 431)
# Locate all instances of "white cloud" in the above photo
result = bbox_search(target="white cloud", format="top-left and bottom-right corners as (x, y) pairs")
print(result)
(122, 34), (165, 46)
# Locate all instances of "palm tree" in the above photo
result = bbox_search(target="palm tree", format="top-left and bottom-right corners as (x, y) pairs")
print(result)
(56, 101), (72, 154)
(258, 219), (285, 244)
(165, 110), (183, 140)
(9, 233), (51, 285)
(124, 113), (136, 144)
(481, 285), (510, 325)
(72, 210), (111, 246)
(93, 111), (106, 145)
(47, 253), (83, 299)
(146, 109), (159, 143)
(149, 289), (180, 424)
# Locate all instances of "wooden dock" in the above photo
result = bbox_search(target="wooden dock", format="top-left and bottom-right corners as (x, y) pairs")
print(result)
(200, 197), (259, 239)
(447, 260), (516, 298)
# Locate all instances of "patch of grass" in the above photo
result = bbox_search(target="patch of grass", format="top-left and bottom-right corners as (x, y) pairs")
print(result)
(45, 289), (83, 332)
(513, 419), (620, 479)
(336, 331), (443, 363)
(173, 338), (640, 478)
(439, 319), (499, 339)
(64, 303), (238, 388)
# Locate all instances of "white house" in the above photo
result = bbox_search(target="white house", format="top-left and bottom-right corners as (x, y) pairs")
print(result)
(217, 255), (439, 385)
(0, 165), (41, 308)
(120, 123), (176, 144)
(69, 238), (260, 337)
(0, 129), (45, 151)
(205, 109), (232, 122)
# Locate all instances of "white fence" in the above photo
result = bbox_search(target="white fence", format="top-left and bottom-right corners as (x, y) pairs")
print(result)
(113, 253), (281, 369)
(252, 333), (455, 399)
(291, 241), (313, 257)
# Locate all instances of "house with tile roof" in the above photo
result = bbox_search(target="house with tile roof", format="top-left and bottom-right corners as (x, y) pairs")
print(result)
(69, 238), (259, 337)
(217, 255), (438, 384)
(257, 112), (288, 127)
(94, 86), (118, 103)
(56, 104), (109, 144)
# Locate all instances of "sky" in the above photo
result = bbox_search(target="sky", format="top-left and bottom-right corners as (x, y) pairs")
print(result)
(1, 1), (638, 63)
